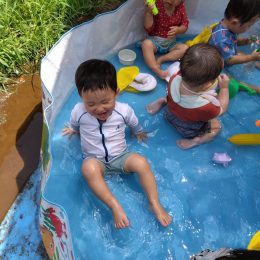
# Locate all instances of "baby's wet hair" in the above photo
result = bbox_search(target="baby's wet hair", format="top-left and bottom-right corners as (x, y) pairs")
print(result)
(75, 59), (117, 96)
(180, 43), (223, 87)
(225, 0), (260, 24)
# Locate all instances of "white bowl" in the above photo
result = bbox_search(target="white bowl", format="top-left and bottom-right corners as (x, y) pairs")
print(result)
(118, 49), (136, 65)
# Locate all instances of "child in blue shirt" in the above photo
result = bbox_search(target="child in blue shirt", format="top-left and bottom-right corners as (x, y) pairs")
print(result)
(208, 0), (260, 76)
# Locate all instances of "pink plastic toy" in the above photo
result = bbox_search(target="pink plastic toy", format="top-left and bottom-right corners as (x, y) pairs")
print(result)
(212, 153), (232, 167)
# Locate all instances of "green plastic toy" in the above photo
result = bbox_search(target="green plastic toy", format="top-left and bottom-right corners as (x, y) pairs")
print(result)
(147, 0), (158, 15)
(228, 78), (256, 98)
(257, 48), (260, 52)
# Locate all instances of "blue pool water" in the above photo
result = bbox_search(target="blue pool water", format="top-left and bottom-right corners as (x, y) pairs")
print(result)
(45, 45), (260, 259)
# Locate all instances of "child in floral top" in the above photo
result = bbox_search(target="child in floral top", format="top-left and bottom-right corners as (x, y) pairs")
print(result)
(142, 0), (189, 78)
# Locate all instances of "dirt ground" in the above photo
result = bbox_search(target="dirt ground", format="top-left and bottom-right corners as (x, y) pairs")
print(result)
(0, 74), (43, 222)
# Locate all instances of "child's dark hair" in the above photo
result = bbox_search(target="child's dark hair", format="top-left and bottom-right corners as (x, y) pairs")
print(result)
(180, 43), (223, 87)
(75, 59), (117, 96)
(224, 0), (260, 24)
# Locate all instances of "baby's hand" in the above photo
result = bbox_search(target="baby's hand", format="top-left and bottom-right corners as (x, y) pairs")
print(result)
(251, 49), (260, 61)
(144, 0), (154, 14)
(167, 26), (179, 38)
(62, 126), (76, 136)
(218, 74), (229, 89)
(136, 131), (148, 143)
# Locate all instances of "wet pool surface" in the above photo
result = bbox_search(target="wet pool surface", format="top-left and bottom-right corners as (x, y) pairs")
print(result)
(44, 45), (260, 259)
(0, 41), (259, 259)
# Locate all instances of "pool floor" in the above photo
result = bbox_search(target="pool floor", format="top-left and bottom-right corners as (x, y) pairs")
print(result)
(45, 45), (260, 259)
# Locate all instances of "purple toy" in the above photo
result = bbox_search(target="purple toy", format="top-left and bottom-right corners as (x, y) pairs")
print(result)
(212, 152), (232, 167)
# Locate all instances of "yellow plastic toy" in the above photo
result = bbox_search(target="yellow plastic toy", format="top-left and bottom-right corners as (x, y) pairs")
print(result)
(186, 22), (218, 47)
(117, 66), (157, 93)
(228, 134), (260, 145)
(117, 66), (140, 93)
(147, 0), (158, 15)
(248, 231), (260, 250)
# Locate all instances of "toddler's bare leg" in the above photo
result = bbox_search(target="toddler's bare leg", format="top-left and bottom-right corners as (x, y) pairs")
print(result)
(157, 43), (188, 65)
(124, 154), (172, 227)
(82, 159), (129, 229)
(142, 39), (168, 79)
(177, 119), (221, 149)
(146, 97), (167, 114)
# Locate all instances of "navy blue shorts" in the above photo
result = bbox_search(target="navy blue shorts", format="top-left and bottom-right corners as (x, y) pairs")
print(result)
(164, 106), (211, 138)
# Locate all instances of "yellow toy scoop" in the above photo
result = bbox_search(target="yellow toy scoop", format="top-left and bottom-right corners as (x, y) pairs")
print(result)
(248, 231), (260, 250)
(117, 66), (157, 93)
(117, 66), (140, 93)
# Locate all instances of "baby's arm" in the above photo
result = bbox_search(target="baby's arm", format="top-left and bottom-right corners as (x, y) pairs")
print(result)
(62, 125), (77, 136)
(227, 50), (260, 65)
(167, 4), (189, 38)
(135, 131), (148, 143)
(217, 74), (229, 116)
(237, 37), (251, 46)
(143, 0), (154, 30)
(167, 25), (187, 38)
(125, 104), (147, 142)
(62, 105), (80, 136)
(213, 34), (260, 65)
(237, 36), (260, 46)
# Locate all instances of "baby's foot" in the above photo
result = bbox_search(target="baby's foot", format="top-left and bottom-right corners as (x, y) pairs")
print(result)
(254, 86), (260, 94)
(176, 137), (201, 149)
(111, 204), (129, 229)
(151, 65), (168, 79)
(150, 203), (172, 227)
(156, 69), (168, 79)
(146, 97), (166, 114)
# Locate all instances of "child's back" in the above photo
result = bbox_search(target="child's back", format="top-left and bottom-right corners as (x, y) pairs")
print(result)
(147, 43), (230, 149)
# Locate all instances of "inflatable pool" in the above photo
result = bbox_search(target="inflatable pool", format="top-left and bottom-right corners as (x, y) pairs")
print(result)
(40, 0), (260, 259)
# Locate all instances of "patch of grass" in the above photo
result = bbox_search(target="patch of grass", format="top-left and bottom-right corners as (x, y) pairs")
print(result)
(0, 0), (124, 90)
